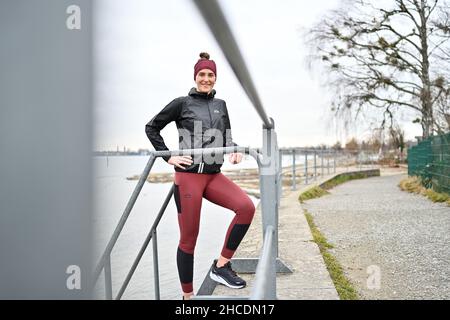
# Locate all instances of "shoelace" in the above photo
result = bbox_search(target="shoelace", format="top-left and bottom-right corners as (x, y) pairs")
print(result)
(224, 262), (238, 277)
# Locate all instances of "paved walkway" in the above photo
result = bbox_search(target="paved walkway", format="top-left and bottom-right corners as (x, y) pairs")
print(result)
(303, 172), (450, 299)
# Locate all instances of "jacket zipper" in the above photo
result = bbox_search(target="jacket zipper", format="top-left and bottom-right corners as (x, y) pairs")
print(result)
(207, 100), (213, 127)
(204, 99), (213, 174)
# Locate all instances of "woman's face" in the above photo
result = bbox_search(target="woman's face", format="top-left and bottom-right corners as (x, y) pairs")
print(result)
(195, 69), (216, 93)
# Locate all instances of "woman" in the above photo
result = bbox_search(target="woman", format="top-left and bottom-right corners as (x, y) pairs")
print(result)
(145, 52), (255, 300)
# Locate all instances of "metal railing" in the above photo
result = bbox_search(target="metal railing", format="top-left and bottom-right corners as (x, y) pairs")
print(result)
(92, 0), (293, 300)
(192, 0), (272, 129)
(92, 143), (287, 299)
(250, 226), (276, 300)
(279, 147), (379, 190)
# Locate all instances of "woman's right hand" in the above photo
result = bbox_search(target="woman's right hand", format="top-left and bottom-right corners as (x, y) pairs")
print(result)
(168, 156), (193, 170)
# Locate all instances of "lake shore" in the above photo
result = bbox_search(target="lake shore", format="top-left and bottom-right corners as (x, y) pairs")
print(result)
(126, 166), (305, 199)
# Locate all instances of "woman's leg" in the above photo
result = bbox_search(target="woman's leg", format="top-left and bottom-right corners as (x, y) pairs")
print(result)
(203, 173), (256, 261)
(174, 172), (208, 298)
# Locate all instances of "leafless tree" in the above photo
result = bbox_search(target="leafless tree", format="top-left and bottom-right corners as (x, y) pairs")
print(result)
(306, 0), (450, 138)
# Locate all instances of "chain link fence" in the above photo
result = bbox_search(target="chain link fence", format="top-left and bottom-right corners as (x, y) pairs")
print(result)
(407, 133), (450, 194)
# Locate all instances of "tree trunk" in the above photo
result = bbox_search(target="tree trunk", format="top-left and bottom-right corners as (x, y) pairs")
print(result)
(419, 0), (434, 138)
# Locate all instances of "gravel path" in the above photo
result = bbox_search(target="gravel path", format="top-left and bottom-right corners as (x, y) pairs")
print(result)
(303, 173), (450, 300)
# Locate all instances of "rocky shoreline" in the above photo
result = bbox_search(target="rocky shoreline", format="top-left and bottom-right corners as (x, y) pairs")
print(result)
(126, 167), (306, 199)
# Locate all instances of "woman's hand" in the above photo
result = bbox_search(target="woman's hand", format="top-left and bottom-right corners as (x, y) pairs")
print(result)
(228, 152), (243, 164)
(168, 156), (193, 169)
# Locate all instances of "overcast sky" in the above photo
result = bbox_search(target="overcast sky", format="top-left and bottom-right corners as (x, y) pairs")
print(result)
(93, 0), (423, 151)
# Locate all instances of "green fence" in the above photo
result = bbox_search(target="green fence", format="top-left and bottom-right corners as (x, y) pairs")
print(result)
(408, 133), (450, 194)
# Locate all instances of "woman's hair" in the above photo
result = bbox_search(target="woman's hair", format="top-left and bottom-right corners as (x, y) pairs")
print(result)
(199, 52), (210, 60)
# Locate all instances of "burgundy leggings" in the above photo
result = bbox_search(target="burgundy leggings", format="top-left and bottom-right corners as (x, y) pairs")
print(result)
(173, 172), (255, 293)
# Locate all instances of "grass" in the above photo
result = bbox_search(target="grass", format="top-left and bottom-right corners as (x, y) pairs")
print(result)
(398, 176), (450, 206)
(298, 171), (375, 203)
(320, 172), (368, 190)
(304, 210), (359, 300)
(299, 171), (371, 299)
(298, 186), (329, 203)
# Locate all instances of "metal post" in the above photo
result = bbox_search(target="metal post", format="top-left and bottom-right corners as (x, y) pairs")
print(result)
(359, 152), (362, 171)
(333, 151), (336, 173)
(259, 119), (279, 259)
(327, 151), (330, 174)
(347, 153), (349, 171)
(152, 230), (160, 300)
(304, 151), (308, 185)
(249, 226), (276, 300)
(321, 149), (324, 177)
(278, 151), (282, 203)
(292, 149), (296, 190)
(314, 151), (317, 181)
(104, 255), (112, 300)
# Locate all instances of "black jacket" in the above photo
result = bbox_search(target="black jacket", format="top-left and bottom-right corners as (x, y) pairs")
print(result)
(145, 88), (238, 173)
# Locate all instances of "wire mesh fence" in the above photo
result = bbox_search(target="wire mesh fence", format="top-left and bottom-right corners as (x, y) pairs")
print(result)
(407, 133), (450, 194)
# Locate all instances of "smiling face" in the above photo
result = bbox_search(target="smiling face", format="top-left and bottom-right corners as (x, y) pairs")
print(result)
(195, 69), (216, 93)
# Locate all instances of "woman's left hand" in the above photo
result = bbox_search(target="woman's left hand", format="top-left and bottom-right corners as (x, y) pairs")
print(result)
(229, 152), (243, 164)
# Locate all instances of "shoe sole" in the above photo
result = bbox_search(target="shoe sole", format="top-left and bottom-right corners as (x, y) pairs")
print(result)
(209, 271), (246, 289)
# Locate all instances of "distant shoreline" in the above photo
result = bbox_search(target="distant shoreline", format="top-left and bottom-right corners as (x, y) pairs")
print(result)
(126, 167), (263, 199)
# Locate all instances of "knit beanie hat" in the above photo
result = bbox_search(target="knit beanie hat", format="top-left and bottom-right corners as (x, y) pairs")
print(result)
(194, 52), (217, 80)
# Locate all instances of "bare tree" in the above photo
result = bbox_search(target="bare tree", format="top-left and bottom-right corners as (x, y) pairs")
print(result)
(389, 125), (406, 160)
(345, 137), (360, 153)
(306, 0), (450, 138)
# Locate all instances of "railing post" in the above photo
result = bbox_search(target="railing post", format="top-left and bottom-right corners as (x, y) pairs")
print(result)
(250, 226), (276, 300)
(278, 151), (282, 203)
(259, 118), (279, 259)
(327, 151), (330, 174)
(152, 229), (160, 300)
(104, 255), (112, 300)
(304, 151), (308, 185)
(358, 152), (362, 171)
(321, 148), (324, 177)
(292, 149), (296, 190)
(333, 151), (336, 173)
(314, 151), (317, 181)
(347, 153), (349, 171)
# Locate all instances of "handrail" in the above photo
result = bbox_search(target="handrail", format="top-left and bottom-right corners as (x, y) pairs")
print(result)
(115, 185), (175, 300)
(192, 0), (272, 129)
(93, 147), (260, 276)
(250, 225), (276, 300)
(93, 154), (157, 281)
(93, 146), (261, 298)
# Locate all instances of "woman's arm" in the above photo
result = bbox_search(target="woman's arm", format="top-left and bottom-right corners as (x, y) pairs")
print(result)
(145, 97), (183, 162)
(223, 103), (243, 164)
(223, 102), (238, 148)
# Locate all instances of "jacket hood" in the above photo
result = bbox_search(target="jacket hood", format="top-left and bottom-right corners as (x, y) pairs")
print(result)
(188, 87), (216, 99)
